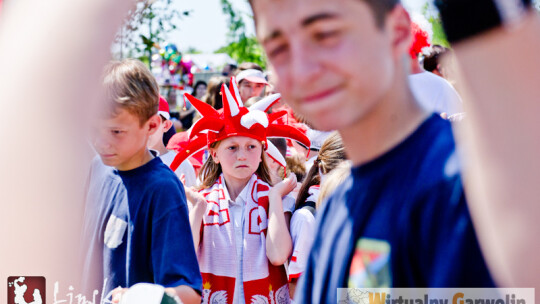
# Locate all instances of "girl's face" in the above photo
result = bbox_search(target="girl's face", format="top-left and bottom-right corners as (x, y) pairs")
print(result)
(212, 136), (263, 182)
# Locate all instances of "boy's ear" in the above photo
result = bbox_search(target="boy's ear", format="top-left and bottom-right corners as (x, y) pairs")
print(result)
(162, 119), (173, 132)
(387, 5), (412, 60)
(147, 114), (161, 135)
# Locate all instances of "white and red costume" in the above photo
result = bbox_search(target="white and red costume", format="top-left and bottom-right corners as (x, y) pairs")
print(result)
(198, 174), (290, 304)
(168, 77), (310, 304)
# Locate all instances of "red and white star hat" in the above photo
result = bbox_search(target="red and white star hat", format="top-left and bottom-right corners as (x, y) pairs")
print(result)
(409, 14), (433, 59)
(158, 95), (170, 120)
(169, 76), (310, 171)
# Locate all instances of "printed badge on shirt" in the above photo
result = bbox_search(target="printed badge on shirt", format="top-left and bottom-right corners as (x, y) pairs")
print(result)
(104, 214), (127, 249)
(348, 238), (391, 288)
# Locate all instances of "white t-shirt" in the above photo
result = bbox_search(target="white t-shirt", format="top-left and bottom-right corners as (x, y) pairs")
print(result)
(159, 150), (197, 188)
(282, 194), (296, 214)
(288, 208), (316, 281)
(409, 71), (464, 116)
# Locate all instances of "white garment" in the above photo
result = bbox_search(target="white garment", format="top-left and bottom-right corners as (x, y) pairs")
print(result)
(409, 71), (463, 116)
(282, 194), (296, 214)
(226, 182), (250, 304)
(225, 178), (294, 304)
(304, 155), (317, 174)
(159, 150), (197, 188)
(289, 209), (316, 280)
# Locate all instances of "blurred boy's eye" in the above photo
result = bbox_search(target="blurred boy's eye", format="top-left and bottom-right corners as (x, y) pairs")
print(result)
(267, 44), (288, 61)
(314, 30), (340, 44)
(111, 130), (124, 135)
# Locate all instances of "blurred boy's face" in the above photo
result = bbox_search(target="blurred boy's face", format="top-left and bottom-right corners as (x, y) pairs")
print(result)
(239, 80), (265, 101)
(253, 0), (404, 131)
(93, 108), (159, 171)
(212, 136), (263, 183)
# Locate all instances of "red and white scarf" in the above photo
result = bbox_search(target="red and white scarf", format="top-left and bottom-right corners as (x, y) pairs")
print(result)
(197, 174), (290, 304)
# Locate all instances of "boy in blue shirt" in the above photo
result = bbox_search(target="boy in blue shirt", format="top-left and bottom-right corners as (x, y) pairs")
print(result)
(249, 0), (495, 302)
(87, 58), (202, 303)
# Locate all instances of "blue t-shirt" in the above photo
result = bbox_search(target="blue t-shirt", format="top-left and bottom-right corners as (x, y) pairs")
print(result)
(296, 114), (494, 303)
(85, 155), (202, 296)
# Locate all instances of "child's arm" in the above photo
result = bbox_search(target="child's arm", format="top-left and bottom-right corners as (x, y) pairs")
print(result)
(166, 286), (201, 304)
(266, 175), (297, 265)
(185, 187), (207, 252)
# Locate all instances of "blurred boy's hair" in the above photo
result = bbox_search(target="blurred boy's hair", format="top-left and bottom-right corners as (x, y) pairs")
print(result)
(103, 59), (159, 125)
(250, 0), (398, 29)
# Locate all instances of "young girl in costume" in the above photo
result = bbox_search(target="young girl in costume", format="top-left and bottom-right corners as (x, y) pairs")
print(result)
(169, 77), (310, 304)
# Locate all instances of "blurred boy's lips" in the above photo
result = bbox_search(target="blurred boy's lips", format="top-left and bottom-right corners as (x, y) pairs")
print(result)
(301, 84), (343, 104)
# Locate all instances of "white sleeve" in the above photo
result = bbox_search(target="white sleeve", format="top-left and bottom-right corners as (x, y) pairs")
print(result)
(177, 161), (197, 188)
(288, 210), (316, 281)
(441, 80), (464, 115)
(282, 194), (296, 213)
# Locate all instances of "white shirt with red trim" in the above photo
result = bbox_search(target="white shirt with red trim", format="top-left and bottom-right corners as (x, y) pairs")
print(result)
(197, 174), (290, 304)
(288, 208), (316, 281)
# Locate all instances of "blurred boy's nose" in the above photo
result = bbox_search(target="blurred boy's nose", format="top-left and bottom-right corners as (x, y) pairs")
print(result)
(92, 130), (112, 152)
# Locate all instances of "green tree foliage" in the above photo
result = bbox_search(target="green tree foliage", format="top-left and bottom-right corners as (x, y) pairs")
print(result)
(115, 0), (190, 64)
(217, 0), (267, 69)
(421, 3), (450, 48)
(428, 15), (450, 48)
(186, 47), (203, 54)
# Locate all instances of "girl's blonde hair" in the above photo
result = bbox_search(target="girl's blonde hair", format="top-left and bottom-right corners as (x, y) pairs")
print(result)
(295, 132), (346, 210)
(198, 140), (272, 189)
(317, 161), (352, 208)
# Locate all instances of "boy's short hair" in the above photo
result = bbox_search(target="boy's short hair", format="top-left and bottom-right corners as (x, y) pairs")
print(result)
(250, 0), (398, 29)
(423, 45), (448, 72)
(362, 0), (399, 28)
(103, 59), (159, 125)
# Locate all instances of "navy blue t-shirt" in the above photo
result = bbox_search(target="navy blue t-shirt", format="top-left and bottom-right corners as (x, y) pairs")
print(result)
(86, 156), (202, 296)
(296, 114), (494, 303)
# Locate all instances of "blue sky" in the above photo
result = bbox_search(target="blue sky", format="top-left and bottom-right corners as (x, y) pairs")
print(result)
(168, 0), (430, 53)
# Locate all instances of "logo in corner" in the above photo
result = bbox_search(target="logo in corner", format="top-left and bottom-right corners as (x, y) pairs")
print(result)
(7, 276), (45, 304)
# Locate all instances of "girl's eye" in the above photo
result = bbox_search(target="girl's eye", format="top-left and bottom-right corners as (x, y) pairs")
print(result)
(248, 145), (256, 149)
(227, 146), (237, 151)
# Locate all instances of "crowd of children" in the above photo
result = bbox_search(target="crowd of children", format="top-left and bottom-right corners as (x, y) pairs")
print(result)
(81, 0), (540, 303)
(85, 56), (349, 303)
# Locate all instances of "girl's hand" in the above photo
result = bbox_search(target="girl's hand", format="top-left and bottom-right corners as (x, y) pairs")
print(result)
(185, 187), (206, 207)
(269, 174), (297, 198)
(111, 287), (127, 303)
